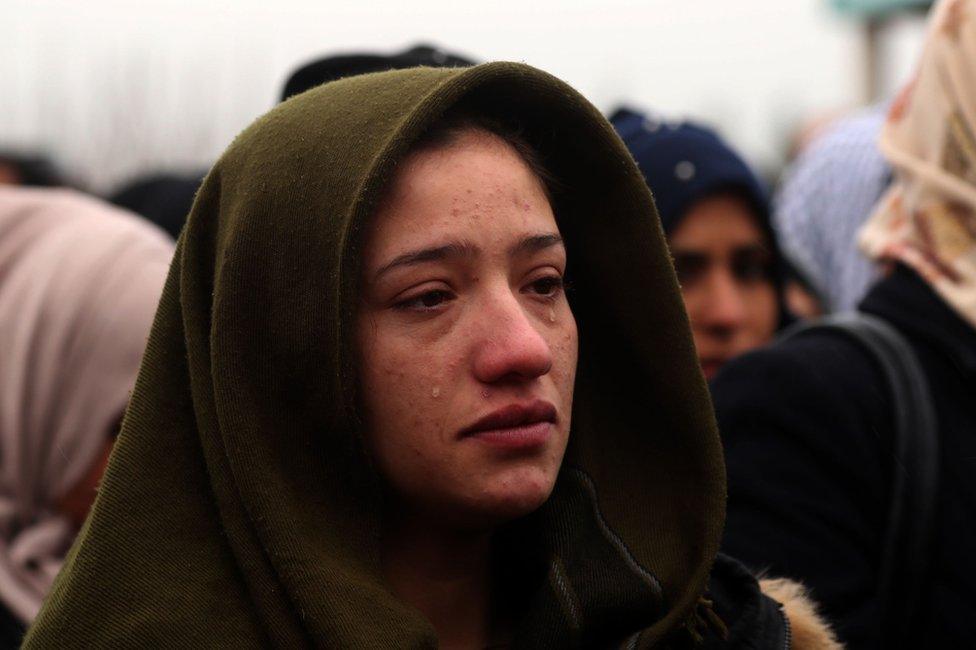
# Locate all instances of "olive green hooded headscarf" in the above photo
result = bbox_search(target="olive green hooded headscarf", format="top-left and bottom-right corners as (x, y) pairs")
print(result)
(25, 63), (725, 648)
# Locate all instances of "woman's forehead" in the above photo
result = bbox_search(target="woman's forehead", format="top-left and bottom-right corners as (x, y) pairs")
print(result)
(386, 128), (544, 199)
(362, 131), (558, 266)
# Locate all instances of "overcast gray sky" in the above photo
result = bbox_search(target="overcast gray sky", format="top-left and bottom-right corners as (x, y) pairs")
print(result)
(2, 0), (925, 192)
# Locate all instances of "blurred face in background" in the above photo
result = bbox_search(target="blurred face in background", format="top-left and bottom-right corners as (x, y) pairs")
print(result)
(669, 192), (778, 380)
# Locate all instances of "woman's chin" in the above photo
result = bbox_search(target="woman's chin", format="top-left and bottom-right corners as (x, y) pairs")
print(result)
(453, 468), (558, 529)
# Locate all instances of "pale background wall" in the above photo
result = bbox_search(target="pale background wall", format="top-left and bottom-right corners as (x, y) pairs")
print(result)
(2, 0), (926, 193)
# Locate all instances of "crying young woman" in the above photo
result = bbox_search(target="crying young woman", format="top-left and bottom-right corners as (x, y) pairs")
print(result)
(24, 63), (837, 649)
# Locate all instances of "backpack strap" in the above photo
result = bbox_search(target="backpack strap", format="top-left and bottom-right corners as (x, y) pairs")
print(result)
(780, 312), (940, 646)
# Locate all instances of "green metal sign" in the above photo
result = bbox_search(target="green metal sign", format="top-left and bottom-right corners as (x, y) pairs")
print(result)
(831, 0), (934, 16)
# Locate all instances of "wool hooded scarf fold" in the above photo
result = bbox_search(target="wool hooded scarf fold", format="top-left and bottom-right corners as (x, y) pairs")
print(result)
(24, 63), (725, 649)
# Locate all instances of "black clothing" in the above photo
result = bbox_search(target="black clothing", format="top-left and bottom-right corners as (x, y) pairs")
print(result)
(712, 265), (976, 648)
(0, 604), (23, 649)
(280, 44), (474, 101)
(110, 173), (204, 239)
(700, 554), (790, 650)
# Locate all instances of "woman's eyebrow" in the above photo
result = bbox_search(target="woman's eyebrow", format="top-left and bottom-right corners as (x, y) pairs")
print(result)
(375, 241), (478, 280)
(509, 233), (564, 257)
(374, 233), (563, 281)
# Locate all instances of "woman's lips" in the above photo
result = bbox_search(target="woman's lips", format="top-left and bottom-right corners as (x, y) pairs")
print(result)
(459, 400), (557, 450)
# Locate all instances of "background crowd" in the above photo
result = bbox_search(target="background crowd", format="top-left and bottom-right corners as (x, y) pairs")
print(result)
(2, 0), (974, 647)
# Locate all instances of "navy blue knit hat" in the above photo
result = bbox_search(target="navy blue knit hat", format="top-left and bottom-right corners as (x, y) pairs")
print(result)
(609, 107), (769, 235)
(611, 106), (796, 329)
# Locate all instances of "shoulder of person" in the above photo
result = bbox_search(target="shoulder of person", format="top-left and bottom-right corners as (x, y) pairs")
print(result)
(710, 327), (890, 430)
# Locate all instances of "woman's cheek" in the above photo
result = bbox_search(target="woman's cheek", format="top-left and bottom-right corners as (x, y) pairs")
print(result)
(554, 321), (579, 379)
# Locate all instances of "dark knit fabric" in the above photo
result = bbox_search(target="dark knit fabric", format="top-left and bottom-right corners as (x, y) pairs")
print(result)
(608, 108), (769, 238)
(24, 63), (726, 648)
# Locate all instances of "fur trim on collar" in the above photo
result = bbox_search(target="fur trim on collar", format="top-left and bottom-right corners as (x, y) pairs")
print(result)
(760, 578), (842, 650)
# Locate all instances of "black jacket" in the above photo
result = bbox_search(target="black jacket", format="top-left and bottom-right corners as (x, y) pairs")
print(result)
(711, 265), (976, 648)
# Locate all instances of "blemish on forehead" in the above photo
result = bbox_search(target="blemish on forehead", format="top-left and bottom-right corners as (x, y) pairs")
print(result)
(451, 208), (460, 217)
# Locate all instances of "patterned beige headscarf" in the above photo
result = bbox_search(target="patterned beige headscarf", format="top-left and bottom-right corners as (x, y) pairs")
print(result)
(0, 187), (173, 623)
(859, 0), (976, 328)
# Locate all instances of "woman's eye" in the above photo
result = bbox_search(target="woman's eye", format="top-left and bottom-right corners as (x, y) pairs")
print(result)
(393, 289), (455, 312)
(673, 254), (707, 288)
(526, 275), (564, 299)
(731, 252), (773, 284)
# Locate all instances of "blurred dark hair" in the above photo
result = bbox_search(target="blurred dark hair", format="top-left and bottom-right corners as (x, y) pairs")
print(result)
(409, 111), (560, 203)
(110, 173), (205, 239)
(0, 151), (62, 187)
(281, 44), (475, 102)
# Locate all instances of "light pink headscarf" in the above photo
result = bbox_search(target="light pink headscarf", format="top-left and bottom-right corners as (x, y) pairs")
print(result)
(0, 187), (174, 623)
(859, 0), (976, 327)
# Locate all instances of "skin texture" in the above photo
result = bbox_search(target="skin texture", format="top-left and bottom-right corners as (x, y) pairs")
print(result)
(357, 129), (578, 529)
(669, 193), (778, 380)
(356, 128), (578, 648)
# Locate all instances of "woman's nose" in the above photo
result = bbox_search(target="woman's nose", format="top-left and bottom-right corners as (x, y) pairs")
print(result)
(701, 269), (747, 334)
(471, 291), (553, 384)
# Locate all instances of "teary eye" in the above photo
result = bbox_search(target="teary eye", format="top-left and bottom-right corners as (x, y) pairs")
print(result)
(393, 289), (456, 312)
(525, 275), (564, 299)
